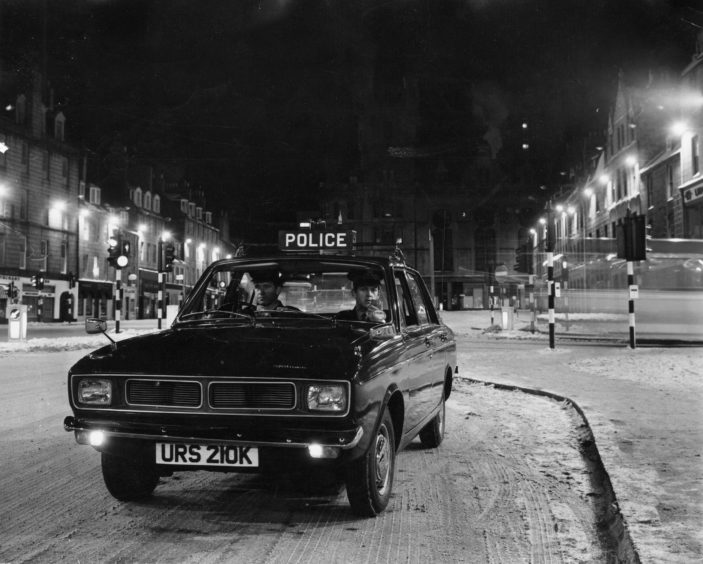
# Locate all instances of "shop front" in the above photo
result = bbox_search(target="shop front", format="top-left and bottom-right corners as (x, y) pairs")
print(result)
(682, 180), (703, 238)
(78, 280), (113, 320)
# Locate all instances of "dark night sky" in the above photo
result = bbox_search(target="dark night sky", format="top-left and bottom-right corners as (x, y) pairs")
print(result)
(1, 0), (701, 236)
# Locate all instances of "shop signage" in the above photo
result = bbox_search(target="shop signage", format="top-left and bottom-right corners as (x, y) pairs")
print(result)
(683, 184), (703, 204)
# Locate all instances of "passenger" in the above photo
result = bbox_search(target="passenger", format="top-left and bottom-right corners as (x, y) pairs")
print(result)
(337, 270), (387, 322)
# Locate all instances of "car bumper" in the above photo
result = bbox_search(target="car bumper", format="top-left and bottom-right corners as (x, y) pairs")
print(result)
(63, 415), (364, 453)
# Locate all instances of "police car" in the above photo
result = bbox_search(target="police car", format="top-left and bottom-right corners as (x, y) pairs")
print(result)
(64, 230), (457, 516)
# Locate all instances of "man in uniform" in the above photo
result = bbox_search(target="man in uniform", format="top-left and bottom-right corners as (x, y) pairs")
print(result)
(337, 270), (387, 322)
(252, 271), (288, 311)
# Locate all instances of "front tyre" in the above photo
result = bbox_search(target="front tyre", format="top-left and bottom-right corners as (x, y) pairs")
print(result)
(345, 410), (396, 517)
(419, 392), (445, 448)
(101, 452), (160, 501)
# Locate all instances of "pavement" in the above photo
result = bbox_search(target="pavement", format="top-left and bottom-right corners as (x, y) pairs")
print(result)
(441, 309), (703, 563)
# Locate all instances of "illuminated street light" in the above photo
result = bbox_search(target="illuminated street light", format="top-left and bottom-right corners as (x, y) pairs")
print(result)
(583, 187), (593, 197)
(0, 141), (8, 154)
(567, 206), (576, 215)
(599, 174), (609, 185)
(625, 155), (637, 166)
(671, 121), (688, 136)
(539, 217), (546, 225)
(161, 230), (171, 241)
(555, 204), (564, 213)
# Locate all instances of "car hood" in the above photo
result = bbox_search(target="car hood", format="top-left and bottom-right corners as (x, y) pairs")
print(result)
(70, 324), (369, 379)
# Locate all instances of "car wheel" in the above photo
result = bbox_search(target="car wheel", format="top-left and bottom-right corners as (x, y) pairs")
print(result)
(419, 393), (445, 448)
(101, 452), (160, 501)
(345, 410), (396, 517)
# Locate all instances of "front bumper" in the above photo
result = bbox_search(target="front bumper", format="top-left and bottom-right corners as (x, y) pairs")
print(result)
(63, 415), (364, 452)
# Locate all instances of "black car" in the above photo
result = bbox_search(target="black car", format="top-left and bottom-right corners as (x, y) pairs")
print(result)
(64, 252), (456, 516)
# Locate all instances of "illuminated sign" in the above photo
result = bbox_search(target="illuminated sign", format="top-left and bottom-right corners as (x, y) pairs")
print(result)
(278, 230), (356, 252)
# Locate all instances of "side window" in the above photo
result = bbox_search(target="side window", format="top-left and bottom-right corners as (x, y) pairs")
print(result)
(406, 272), (436, 325)
(393, 272), (411, 329)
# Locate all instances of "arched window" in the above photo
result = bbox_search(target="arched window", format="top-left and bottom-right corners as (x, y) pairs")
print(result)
(134, 187), (142, 207)
(153, 195), (161, 214)
(144, 191), (152, 211)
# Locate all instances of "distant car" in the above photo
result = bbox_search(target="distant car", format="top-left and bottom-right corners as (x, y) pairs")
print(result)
(64, 252), (456, 516)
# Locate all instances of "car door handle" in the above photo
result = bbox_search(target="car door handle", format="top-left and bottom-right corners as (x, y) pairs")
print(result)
(424, 337), (432, 347)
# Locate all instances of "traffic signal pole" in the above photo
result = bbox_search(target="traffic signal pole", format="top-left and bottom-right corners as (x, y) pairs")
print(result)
(115, 268), (122, 333)
(627, 261), (636, 349)
(157, 239), (163, 330)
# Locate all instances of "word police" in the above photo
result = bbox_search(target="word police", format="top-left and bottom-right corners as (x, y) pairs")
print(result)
(279, 230), (355, 251)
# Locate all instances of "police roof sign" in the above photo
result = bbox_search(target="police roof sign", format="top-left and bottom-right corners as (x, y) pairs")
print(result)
(278, 230), (356, 252)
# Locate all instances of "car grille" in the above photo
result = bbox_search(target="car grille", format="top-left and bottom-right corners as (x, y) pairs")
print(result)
(209, 382), (296, 409)
(126, 380), (201, 408)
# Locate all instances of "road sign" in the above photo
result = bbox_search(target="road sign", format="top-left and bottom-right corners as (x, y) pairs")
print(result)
(629, 285), (639, 299)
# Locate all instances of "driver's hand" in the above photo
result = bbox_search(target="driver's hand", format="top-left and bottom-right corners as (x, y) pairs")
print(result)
(366, 305), (386, 322)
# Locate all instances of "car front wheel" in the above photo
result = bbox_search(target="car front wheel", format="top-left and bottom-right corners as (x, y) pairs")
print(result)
(101, 452), (160, 501)
(345, 410), (396, 517)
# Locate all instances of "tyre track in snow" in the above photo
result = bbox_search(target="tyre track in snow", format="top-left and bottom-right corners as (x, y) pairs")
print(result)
(1, 351), (608, 563)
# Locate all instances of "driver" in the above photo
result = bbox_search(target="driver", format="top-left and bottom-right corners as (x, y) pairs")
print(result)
(337, 270), (386, 322)
(252, 271), (287, 311)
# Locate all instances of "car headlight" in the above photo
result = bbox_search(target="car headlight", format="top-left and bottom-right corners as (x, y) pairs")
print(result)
(306, 383), (347, 413)
(77, 378), (113, 406)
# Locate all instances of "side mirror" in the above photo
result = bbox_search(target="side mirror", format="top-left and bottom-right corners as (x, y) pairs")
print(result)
(85, 318), (108, 335)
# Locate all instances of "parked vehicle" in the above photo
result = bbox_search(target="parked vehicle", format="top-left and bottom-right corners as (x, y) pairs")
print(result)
(64, 252), (456, 516)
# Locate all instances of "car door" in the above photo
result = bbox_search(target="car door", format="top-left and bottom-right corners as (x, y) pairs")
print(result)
(394, 269), (443, 433)
(404, 271), (447, 427)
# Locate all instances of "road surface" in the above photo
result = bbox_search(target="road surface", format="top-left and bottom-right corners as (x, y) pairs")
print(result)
(0, 350), (611, 563)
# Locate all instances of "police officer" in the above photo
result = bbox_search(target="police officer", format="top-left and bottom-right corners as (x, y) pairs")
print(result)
(252, 271), (287, 311)
(337, 270), (386, 322)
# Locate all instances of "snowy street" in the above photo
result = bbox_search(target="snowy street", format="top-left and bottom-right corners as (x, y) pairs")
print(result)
(442, 310), (703, 563)
(0, 314), (700, 562)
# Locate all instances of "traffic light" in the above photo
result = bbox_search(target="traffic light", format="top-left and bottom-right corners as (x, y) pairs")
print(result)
(8, 281), (18, 300)
(615, 213), (647, 261)
(31, 275), (37, 288)
(514, 243), (533, 274)
(68, 272), (77, 289)
(163, 242), (176, 272)
(107, 230), (130, 269)
(36, 275), (45, 291)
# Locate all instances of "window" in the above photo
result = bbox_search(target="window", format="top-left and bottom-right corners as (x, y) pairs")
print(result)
(692, 135), (700, 175)
(15, 94), (26, 124)
(21, 142), (29, 173)
(61, 241), (68, 274)
(54, 113), (65, 141)
(62, 157), (69, 181)
(19, 237), (26, 270)
(180, 199), (188, 213)
(20, 191), (28, 220)
(0, 134), (6, 168)
(40, 240), (48, 271)
(189, 203), (196, 217)
(666, 164), (674, 199)
(196, 206), (202, 220)
(153, 195), (161, 214)
(646, 174), (653, 207)
(44, 151), (50, 180)
(89, 185), (101, 205)
(205, 211), (212, 224)
(144, 191), (152, 210)
(134, 187), (143, 207)
(48, 207), (64, 229)
(406, 273), (431, 325)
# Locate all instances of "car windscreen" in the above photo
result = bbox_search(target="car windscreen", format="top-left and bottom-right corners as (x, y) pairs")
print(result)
(178, 261), (389, 318)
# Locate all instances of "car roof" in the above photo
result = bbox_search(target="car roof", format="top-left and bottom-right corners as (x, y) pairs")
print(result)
(209, 254), (407, 270)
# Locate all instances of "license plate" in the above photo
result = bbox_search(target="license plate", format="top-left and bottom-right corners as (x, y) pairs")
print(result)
(156, 443), (259, 467)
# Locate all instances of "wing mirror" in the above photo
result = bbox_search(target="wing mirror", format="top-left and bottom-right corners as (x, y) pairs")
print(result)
(85, 318), (116, 349)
